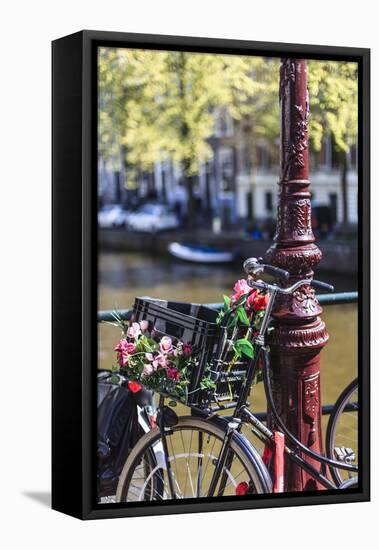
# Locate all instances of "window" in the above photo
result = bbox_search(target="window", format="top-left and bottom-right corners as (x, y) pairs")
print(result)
(265, 191), (273, 212)
(214, 108), (234, 138)
(256, 144), (270, 169)
(219, 148), (235, 192)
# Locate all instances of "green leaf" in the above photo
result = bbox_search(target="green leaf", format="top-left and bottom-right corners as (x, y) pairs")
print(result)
(233, 294), (247, 308)
(227, 314), (238, 329)
(235, 338), (255, 359)
(223, 295), (231, 310)
(216, 309), (225, 325)
(237, 306), (250, 326)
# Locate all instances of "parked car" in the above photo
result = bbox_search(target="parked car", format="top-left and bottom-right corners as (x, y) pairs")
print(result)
(127, 204), (180, 233)
(98, 205), (129, 228)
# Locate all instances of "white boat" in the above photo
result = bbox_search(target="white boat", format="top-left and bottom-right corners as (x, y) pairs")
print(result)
(168, 242), (235, 263)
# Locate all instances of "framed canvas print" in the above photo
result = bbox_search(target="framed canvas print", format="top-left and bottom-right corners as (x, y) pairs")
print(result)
(52, 30), (370, 520)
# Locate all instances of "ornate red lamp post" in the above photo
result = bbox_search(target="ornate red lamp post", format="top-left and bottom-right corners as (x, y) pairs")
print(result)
(266, 59), (328, 491)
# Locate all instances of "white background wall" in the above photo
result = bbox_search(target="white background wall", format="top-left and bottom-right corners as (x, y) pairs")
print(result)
(0, 1), (377, 548)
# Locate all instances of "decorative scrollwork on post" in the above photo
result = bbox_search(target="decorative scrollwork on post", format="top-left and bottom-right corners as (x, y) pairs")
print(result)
(282, 101), (309, 180)
(303, 375), (320, 447)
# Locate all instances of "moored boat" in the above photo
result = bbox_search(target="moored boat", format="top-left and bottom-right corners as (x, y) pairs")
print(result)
(168, 242), (235, 263)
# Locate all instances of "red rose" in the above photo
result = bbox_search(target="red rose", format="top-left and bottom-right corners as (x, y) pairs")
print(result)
(249, 292), (269, 311)
(183, 343), (192, 357)
(167, 367), (180, 381)
(128, 380), (142, 393)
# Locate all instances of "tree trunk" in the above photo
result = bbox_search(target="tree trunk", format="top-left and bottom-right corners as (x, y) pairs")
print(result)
(114, 170), (122, 204)
(177, 52), (196, 229)
(182, 159), (195, 229)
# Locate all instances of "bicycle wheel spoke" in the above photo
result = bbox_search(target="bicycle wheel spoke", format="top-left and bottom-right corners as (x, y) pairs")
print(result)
(197, 431), (203, 498)
(202, 436), (218, 481)
(180, 428), (192, 497)
(167, 432), (181, 496)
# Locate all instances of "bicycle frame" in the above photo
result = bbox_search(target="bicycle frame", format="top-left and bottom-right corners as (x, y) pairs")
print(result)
(158, 276), (358, 498)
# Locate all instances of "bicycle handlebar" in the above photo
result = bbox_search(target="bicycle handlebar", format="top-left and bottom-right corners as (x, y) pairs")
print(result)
(243, 257), (290, 280)
(312, 279), (335, 292)
(243, 257), (334, 294)
(247, 277), (334, 295)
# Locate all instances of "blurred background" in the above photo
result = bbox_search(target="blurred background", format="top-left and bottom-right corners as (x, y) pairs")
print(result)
(97, 48), (358, 417)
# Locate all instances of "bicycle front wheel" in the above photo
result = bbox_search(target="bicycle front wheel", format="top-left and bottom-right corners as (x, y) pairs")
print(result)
(116, 416), (272, 502)
(326, 379), (359, 487)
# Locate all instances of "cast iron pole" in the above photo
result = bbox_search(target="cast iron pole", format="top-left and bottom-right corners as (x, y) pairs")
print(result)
(266, 59), (328, 491)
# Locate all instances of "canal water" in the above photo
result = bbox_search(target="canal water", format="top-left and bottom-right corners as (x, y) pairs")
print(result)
(98, 251), (358, 455)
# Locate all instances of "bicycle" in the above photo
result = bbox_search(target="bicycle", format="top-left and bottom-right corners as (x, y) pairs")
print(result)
(116, 258), (359, 501)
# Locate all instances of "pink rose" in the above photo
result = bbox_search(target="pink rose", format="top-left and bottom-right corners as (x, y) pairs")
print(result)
(145, 352), (161, 370)
(114, 338), (128, 352)
(159, 336), (173, 354)
(140, 320), (149, 332)
(167, 367), (180, 381)
(127, 342), (137, 354)
(156, 353), (168, 367)
(115, 338), (136, 367)
(127, 322), (141, 339)
(115, 339), (136, 354)
(117, 351), (129, 367)
(230, 279), (250, 304)
(143, 363), (154, 376)
(145, 353), (159, 370)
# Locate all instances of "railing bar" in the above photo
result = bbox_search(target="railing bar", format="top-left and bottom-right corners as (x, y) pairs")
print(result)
(97, 291), (358, 323)
(248, 402), (358, 423)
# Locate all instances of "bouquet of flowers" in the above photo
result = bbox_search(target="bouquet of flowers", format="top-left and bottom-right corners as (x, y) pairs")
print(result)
(108, 278), (269, 403)
(109, 317), (215, 402)
(216, 278), (270, 386)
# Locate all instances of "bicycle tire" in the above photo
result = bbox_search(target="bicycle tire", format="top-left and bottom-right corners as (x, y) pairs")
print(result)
(325, 378), (359, 487)
(116, 416), (272, 502)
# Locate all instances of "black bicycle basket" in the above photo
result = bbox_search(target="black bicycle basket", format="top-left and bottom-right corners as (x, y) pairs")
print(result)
(131, 297), (252, 408)
(131, 297), (219, 405)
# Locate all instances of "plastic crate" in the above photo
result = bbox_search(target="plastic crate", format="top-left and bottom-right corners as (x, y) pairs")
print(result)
(131, 297), (253, 408)
(131, 297), (219, 405)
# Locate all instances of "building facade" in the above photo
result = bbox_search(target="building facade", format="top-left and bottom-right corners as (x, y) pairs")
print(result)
(98, 111), (358, 228)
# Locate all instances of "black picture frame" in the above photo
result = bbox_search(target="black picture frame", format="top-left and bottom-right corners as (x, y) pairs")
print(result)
(52, 30), (370, 520)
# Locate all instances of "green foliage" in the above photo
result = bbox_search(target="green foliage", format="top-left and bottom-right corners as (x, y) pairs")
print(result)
(223, 295), (231, 309)
(99, 48), (358, 188)
(308, 61), (358, 152)
(237, 306), (250, 326)
(234, 338), (255, 359)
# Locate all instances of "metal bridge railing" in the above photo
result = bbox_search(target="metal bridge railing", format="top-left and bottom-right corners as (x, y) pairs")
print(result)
(97, 291), (358, 323)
